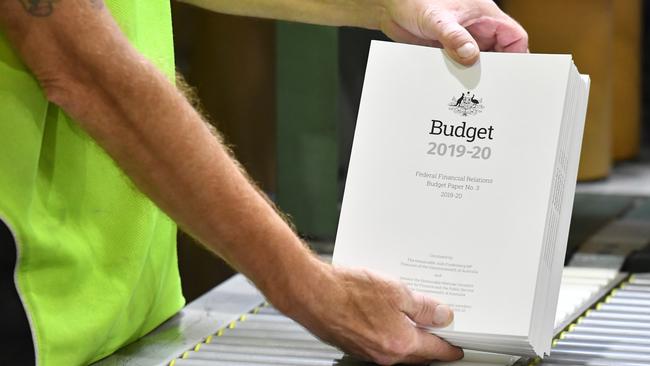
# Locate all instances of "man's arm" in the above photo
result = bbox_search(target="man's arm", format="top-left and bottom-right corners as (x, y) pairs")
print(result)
(0, 1), (461, 364)
(178, 0), (528, 65)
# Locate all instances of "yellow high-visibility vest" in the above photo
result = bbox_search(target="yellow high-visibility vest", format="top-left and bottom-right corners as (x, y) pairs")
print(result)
(0, 2), (184, 365)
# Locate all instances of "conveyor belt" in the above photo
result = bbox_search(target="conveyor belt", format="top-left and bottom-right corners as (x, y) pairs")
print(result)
(94, 269), (626, 366)
(105, 268), (618, 366)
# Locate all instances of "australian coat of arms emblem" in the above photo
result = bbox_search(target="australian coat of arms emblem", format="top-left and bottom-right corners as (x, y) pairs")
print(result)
(448, 91), (484, 116)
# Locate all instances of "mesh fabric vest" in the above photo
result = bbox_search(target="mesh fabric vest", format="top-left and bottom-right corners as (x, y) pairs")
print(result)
(0, 2), (184, 365)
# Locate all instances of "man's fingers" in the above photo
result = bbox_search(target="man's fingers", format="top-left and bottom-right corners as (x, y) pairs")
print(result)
(408, 330), (464, 363)
(382, 19), (439, 48)
(401, 289), (454, 328)
(419, 10), (479, 65)
(494, 20), (528, 53)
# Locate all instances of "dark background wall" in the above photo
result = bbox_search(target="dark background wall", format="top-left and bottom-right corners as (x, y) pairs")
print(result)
(171, 3), (276, 300)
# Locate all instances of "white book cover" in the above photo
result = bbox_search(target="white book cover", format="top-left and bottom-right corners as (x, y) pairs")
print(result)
(333, 41), (577, 341)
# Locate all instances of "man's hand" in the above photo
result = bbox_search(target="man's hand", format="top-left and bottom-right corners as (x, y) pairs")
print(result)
(380, 0), (528, 65)
(272, 258), (463, 365)
(181, 0), (528, 65)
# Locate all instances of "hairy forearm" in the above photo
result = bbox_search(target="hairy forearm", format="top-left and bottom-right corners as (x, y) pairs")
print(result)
(178, 0), (385, 29)
(0, 0), (322, 311)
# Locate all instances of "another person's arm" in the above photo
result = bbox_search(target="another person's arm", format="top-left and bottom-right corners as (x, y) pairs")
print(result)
(0, 0), (461, 364)
(178, 0), (528, 65)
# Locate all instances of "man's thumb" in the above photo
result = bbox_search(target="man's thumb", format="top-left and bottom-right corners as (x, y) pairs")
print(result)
(422, 12), (479, 65)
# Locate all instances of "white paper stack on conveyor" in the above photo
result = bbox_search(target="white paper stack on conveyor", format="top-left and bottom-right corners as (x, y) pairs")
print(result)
(332, 41), (590, 357)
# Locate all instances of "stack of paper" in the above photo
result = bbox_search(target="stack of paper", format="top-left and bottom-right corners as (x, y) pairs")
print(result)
(333, 41), (590, 357)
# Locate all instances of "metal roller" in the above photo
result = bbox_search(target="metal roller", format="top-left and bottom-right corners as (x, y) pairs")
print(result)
(540, 358), (649, 366)
(254, 306), (282, 316)
(546, 348), (650, 363)
(585, 311), (650, 322)
(595, 303), (650, 314)
(559, 332), (650, 346)
(207, 336), (337, 351)
(611, 289), (650, 299)
(172, 360), (289, 366)
(554, 340), (650, 354)
(198, 343), (344, 358)
(576, 317), (650, 330)
(565, 325), (650, 337)
(620, 284), (650, 292)
(215, 328), (320, 341)
(183, 350), (342, 366)
(603, 297), (650, 307)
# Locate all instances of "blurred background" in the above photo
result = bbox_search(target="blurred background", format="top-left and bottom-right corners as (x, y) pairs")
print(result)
(170, 0), (649, 301)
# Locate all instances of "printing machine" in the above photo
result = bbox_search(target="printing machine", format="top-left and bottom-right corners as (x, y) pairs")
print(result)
(95, 165), (650, 366)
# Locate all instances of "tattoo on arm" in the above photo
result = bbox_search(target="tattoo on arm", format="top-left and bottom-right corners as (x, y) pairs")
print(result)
(18, 0), (56, 17)
(18, 0), (104, 17)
